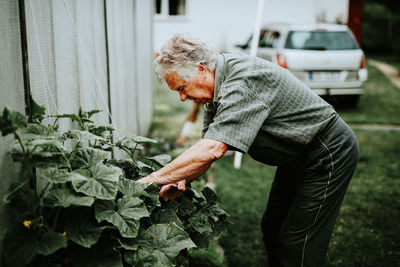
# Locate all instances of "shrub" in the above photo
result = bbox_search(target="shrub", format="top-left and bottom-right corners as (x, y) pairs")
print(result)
(0, 100), (228, 266)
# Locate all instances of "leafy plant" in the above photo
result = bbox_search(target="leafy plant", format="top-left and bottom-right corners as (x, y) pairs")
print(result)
(0, 101), (228, 266)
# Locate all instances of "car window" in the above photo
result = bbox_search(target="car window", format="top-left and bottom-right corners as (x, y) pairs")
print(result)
(284, 30), (359, 50)
(259, 31), (280, 48)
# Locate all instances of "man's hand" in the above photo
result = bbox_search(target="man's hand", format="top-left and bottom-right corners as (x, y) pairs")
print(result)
(136, 139), (228, 200)
(159, 180), (187, 200)
(136, 176), (187, 200)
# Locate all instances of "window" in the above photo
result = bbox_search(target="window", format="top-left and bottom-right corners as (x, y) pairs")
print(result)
(260, 31), (280, 48)
(285, 31), (359, 50)
(154, 0), (186, 18)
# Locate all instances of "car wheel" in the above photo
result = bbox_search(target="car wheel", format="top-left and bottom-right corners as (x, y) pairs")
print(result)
(344, 95), (360, 107)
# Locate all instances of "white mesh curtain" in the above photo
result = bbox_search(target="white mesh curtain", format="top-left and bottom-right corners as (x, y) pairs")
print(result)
(25, 0), (153, 134)
(134, 0), (154, 136)
(76, 0), (110, 126)
(0, 0), (154, 254)
(0, 0), (26, 254)
(107, 0), (154, 137)
(25, 0), (110, 129)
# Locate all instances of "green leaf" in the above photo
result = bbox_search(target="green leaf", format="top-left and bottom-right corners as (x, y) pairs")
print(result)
(70, 238), (123, 267)
(116, 237), (139, 250)
(52, 113), (81, 123)
(21, 123), (54, 140)
(107, 159), (139, 179)
(118, 177), (149, 196)
(37, 232), (68, 255)
(178, 195), (197, 216)
(65, 130), (105, 142)
(144, 154), (171, 167)
(139, 182), (161, 213)
(3, 226), (67, 266)
(65, 208), (107, 248)
(137, 161), (155, 176)
(87, 109), (103, 118)
(30, 138), (64, 150)
(205, 204), (229, 219)
(212, 220), (228, 237)
(189, 231), (210, 249)
(152, 209), (183, 228)
(0, 108), (28, 136)
(43, 188), (95, 208)
(37, 168), (87, 184)
(116, 136), (145, 150)
(70, 147), (111, 169)
(94, 196), (149, 238)
(72, 164), (122, 200)
(10, 144), (69, 168)
(125, 223), (196, 266)
(188, 213), (212, 234)
(89, 125), (115, 137)
(30, 96), (46, 122)
(161, 199), (179, 212)
(202, 186), (218, 204)
(124, 250), (159, 267)
(130, 136), (158, 144)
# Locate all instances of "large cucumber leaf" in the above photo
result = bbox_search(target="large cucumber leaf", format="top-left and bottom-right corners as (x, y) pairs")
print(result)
(37, 168), (86, 184)
(94, 196), (149, 238)
(70, 147), (111, 169)
(143, 154), (171, 167)
(72, 164), (122, 200)
(124, 223), (196, 267)
(43, 188), (94, 208)
(69, 238), (123, 267)
(65, 208), (107, 248)
(3, 226), (67, 266)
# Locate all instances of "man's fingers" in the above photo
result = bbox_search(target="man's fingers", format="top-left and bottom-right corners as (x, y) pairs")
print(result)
(170, 190), (181, 200)
(160, 184), (175, 195)
(136, 177), (150, 183)
(159, 181), (187, 200)
(177, 180), (186, 191)
(163, 187), (178, 200)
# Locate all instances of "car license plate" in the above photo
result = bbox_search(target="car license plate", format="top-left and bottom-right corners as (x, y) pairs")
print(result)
(309, 71), (340, 82)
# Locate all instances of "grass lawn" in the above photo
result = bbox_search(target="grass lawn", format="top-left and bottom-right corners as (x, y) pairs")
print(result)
(214, 129), (400, 267)
(335, 62), (400, 125)
(369, 55), (400, 73)
(149, 61), (400, 266)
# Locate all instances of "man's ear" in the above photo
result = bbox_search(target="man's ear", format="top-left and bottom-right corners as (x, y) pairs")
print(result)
(198, 63), (207, 72)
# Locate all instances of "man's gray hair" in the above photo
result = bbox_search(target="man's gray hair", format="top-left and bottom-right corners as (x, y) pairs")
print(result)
(154, 34), (219, 82)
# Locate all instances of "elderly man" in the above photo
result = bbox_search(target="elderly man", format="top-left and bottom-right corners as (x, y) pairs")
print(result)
(138, 35), (359, 267)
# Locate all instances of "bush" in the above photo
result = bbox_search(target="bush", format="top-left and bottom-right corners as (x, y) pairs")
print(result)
(0, 99), (228, 266)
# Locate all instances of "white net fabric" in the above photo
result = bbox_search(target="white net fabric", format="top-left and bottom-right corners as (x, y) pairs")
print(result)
(0, 1), (154, 255)
(0, 0), (26, 254)
(25, 0), (110, 130)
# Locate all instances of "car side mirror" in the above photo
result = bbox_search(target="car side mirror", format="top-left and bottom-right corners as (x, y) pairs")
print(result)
(235, 44), (248, 50)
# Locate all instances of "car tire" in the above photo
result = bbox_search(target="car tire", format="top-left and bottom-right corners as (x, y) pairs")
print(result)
(344, 95), (360, 107)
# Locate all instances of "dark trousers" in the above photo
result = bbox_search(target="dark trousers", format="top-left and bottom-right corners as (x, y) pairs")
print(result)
(261, 115), (359, 267)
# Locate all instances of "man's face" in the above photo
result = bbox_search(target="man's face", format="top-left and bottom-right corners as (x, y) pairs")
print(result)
(165, 64), (214, 104)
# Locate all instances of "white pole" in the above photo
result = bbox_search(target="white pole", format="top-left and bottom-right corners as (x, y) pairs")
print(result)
(250, 0), (265, 56)
(234, 0), (265, 169)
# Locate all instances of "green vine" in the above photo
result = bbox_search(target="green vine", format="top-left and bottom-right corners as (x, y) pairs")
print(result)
(0, 100), (229, 266)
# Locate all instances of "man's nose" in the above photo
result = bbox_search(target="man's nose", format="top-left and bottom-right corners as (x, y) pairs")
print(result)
(179, 92), (187, 101)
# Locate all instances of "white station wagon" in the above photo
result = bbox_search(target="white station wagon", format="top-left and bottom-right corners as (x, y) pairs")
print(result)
(235, 24), (368, 106)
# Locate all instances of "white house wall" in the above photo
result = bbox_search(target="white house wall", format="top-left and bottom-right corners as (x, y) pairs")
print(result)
(154, 0), (349, 52)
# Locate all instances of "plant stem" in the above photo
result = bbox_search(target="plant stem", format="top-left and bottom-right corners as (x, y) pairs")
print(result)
(2, 179), (30, 203)
(57, 147), (73, 172)
(39, 182), (52, 198)
(52, 207), (61, 230)
(52, 117), (59, 130)
(14, 132), (26, 156)
(122, 147), (136, 163)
